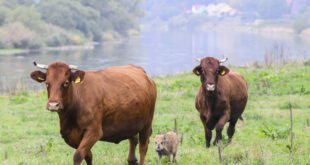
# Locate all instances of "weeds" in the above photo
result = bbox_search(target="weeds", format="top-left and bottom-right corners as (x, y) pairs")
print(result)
(259, 124), (290, 140)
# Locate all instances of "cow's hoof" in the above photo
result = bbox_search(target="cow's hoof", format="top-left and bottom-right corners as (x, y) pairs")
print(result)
(206, 143), (210, 148)
(128, 160), (138, 165)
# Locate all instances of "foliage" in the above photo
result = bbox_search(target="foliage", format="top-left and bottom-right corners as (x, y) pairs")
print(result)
(0, 22), (42, 49)
(45, 32), (78, 47)
(259, 124), (289, 140)
(5, 6), (42, 29)
(0, 0), (143, 49)
(0, 6), (10, 25)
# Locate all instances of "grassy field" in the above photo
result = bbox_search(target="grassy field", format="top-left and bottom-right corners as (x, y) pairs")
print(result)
(0, 62), (310, 164)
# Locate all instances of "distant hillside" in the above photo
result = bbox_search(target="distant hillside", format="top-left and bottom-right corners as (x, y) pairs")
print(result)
(0, 0), (144, 49)
(142, 0), (310, 34)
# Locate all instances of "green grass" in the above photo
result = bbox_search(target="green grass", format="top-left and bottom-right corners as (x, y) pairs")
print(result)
(0, 49), (28, 55)
(1, 62), (310, 164)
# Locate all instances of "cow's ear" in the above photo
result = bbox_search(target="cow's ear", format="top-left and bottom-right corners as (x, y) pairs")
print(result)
(71, 70), (85, 84)
(193, 65), (202, 76)
(30, 70), (46, 83)
(218, 66), (230, 76)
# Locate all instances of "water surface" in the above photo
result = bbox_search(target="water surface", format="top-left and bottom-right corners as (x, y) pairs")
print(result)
(0, 30), (309, 93)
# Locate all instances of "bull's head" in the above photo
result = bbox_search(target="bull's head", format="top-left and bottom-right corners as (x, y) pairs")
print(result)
(30, 62), (85, 112)
(193, 57), (229, 92)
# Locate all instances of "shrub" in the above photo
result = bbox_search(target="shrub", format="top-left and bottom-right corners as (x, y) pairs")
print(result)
(259, 124), (289, 140)
(45, 32), (78, 47)
(0, 22), (43, 49)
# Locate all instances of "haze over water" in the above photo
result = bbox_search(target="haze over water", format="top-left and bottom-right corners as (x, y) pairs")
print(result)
(0, 30), (309, 93)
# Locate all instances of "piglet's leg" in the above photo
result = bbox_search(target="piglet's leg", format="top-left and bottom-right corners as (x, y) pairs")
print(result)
(157, 153), (162, 164)
(167, 153), (171, 162)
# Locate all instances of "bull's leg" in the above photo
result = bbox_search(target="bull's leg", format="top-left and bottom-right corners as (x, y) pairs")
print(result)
(200, 115), (212, 148)
(138, 126), (151, 165)
(73, 130), (102, 165)
(128, 135), (139, 165)
(213, 111), (230, 145)
(227, 118), (238, 143)
(85, 150), (92, 165)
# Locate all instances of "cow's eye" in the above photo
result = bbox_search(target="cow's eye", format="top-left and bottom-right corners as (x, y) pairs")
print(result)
(161, 142), (163, 144)
(63, 81), (70, 87)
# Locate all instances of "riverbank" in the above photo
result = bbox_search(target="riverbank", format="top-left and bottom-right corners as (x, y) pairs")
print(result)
(0, 43), (96, 55)
(0, 62), (309, 164)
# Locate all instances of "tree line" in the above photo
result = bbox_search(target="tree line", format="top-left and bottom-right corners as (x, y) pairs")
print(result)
(0, 0), (143, 49)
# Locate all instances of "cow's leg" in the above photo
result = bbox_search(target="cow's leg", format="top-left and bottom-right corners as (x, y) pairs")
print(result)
(128, 135), (139, 165)
(213, 111), (230, 145)
(138, 126), (151, 165)
(172, 152), (177, 163)
(200, 115), (212, 148)
(85, 150), (92, 165)
(227, 118), (238, 143)
(73, 130), (102, 165)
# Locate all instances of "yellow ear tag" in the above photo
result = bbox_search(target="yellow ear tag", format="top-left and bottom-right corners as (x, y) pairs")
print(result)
(75, 76), (81, 84)
(38, 77), (45, 81)
(221, 70), (226, 75)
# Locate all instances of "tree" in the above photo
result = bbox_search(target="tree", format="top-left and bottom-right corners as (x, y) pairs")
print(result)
(5, 6), (42, 29)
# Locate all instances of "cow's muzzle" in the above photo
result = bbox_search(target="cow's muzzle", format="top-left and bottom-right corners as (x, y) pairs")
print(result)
(206, 83), (215, 91)
(46, 102), (63, 112)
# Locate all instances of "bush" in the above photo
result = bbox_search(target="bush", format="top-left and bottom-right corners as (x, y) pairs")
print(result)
(45, 32), (78, 47)
(0, 22), (43, 49)
(259, 124), (289, 140)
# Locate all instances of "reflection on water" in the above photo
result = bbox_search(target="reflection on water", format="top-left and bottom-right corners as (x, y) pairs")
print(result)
(0, 30), (309, 93)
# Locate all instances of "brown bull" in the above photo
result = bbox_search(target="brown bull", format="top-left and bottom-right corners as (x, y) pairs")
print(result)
(30, 62), (157, 165)
(193, 57), (247, 148)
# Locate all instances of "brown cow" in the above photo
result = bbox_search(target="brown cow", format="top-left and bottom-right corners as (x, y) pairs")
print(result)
(192, 57), (247, 148)
(30, 62), (157, 165)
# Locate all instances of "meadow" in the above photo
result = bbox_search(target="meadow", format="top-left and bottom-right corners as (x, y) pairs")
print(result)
(0, 61), (310, 164)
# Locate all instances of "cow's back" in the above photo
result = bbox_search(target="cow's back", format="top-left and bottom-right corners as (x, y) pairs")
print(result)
(82, 65), (156, 143)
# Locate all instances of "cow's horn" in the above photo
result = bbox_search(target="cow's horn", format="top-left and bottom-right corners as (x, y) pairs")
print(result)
(69, 65), (78, 70)
(195, 58), (201, 62)
(33, 61), (48, 69)
(219, 57), (228, 63)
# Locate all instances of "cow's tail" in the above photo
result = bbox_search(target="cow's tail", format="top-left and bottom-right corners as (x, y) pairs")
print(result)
(239, 115), (246, 126)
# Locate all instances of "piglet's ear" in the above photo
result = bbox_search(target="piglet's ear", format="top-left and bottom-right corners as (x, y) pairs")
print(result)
(192, 65), (202, 76)
(30, 70), (46, 83)
(71, 70), (85, 84)
(218, 66), (230, 76)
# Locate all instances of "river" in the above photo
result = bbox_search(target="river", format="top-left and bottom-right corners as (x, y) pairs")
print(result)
(0, 30), (309, 93)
